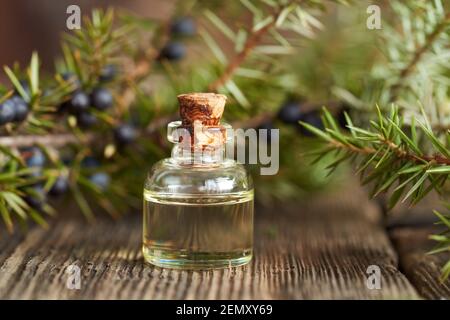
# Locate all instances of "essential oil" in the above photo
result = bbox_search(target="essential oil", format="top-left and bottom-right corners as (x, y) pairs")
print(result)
(143, 190), (253, 269)
(142, 93), (254, 269)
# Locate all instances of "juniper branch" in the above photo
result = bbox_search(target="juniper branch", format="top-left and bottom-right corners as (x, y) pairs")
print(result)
(327, 136), (450, 166)
(0, 112), (176, 148)
(208, 21), (274, 91)
(391, 11), (450, 101)
(303, 105), (450, 279)
(302, 106), (450, 204)
(208, 0), (301, 91)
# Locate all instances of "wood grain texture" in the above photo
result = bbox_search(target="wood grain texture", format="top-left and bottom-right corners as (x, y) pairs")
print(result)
(0, 186), (419, 299)
(390, 226), (450, 300)
(387, 195), (450, 300)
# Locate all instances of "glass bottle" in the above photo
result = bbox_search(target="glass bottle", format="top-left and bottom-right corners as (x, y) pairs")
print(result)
(143, 93), (254, 269)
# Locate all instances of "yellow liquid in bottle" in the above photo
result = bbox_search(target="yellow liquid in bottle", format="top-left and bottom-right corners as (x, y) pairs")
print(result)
(143, 189), (253, 269)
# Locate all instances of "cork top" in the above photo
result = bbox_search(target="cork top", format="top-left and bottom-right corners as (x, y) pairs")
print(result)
(177, 93), (227, 127)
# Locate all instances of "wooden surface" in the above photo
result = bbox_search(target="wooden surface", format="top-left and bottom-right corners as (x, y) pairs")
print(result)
(0, 184), (448, 299)
(390, 226), (450, 300)
(387, 194), (450, 299)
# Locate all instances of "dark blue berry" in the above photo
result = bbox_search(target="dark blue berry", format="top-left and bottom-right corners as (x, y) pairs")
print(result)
(159, 42), (186, 61)
(62, 157), (73, 166)
(58, 100), (70, 114)
(91, 88), (113, 110)
(277, 102), (302, 125)
(11, 96), (30, 122)
(23, 147), (46, 167)
(89, 172), (110, 191)
(68, 91), (90, 114)
(81, 156), (100, 168)
(170, 17), (196, 36)
(77, 112), (97, 128)
(24, 185), (46, 209)
(114, 124), (138, 145)
(0, 99), (16, 125)
(62, 72), (75, 81)
(61, 72), (81, 89)
(298, 111), (324, 137)
(49, 176), (69, 196)
(99, 64), (117, 82)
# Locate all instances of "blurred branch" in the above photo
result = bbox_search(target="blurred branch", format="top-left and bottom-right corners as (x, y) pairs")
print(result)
(0, 133), (81, 148)
(391, 12), (450, 101)
(0, 113), (176, 148)
(208, 1), (299, 91)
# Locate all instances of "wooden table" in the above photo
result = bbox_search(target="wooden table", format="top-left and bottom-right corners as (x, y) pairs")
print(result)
(0, 183), (448, 299)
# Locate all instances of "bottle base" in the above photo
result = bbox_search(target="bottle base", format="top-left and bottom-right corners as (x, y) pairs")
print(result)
(142, 246), (252, 270)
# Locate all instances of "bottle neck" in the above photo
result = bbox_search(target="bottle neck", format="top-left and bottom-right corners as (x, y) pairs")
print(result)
(167, 121), (232, 167)
(170, 144), (226, 166)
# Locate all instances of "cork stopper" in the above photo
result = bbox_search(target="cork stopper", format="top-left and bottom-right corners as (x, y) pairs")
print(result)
(174, 93), (228, 149)
(177, 93), (227, 127)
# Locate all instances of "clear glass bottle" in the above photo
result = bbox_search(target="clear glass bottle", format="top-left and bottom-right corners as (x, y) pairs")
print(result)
(143, 93), (254, 269)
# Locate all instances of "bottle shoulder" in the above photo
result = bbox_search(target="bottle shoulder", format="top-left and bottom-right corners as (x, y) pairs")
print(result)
(145, 158), (253, 195)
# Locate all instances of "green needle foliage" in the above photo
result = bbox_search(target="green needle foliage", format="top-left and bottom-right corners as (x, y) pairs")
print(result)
(302, 106), (450, 208)
(302, 0), (450, 279)
(303, 107), (450, 279)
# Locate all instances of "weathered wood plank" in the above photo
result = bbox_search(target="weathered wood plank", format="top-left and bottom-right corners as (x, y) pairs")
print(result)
(387, 193), (450, 300)
(390, 226), (450, 300)
(0, 185), (418, 299)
